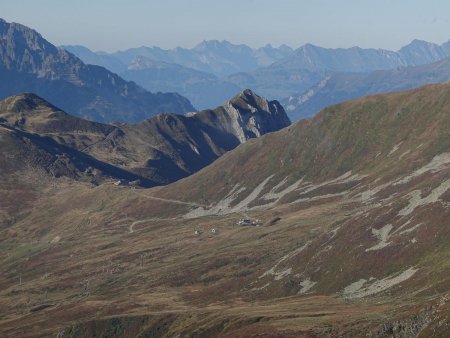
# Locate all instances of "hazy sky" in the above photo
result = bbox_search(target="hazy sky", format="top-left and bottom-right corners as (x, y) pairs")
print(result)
(2, 0), (450, 52)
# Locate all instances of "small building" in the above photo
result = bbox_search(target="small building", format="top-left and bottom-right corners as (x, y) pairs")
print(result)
(211, 228), (217, 234)
(237, 218), (251, 226)
(237, 217), (262, 227)
(114, 179), (129, 186)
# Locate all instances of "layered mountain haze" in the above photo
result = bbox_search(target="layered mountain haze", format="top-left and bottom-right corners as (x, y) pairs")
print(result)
(60, 45), (127, 74)
(108, 40), (294, 77)
(0, 18), (195, 123)
(283, 55), (450, 120)
(120, 56), (241, 110)
(63, 42), (293, 110)
(275, 39), (450, 73)
(0, 83), (448, 337)
(64, 38), (450, 118)
(227, 39), (450, 103)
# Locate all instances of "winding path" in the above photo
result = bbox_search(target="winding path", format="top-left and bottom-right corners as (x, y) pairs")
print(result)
(131, 190), (208, 208)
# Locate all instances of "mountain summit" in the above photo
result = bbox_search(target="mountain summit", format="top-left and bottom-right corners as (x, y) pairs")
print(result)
(0, 18), (195, 123)
(222, 89), (291, 142)
(0, 90), (289, 186)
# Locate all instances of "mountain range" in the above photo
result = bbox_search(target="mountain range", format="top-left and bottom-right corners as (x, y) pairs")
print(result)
(0, 16), (449, 338)
(228, 39), (450, 102)
(0, 83), (448, 337)
(0, 18), (194, 123)
(283, 55), (450, 120)
(0, 89), (289, 187)
(62, 42), (292, 110)
(63, 41), (294, 77)
(64, 38), (450, 117)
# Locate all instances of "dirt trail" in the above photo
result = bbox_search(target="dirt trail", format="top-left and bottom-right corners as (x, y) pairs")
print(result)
(128, 216), (179, 233)
(132, 190), (207, 208)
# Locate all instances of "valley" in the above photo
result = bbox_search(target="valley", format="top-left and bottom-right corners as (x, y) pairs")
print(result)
(0, 7), (450, 337)
(0, 84), (449, 337)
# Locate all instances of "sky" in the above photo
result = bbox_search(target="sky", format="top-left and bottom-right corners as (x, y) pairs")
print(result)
(2, 0), (450, 52)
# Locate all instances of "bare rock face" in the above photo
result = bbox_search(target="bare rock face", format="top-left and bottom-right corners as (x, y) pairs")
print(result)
(221, 89), (291, 143)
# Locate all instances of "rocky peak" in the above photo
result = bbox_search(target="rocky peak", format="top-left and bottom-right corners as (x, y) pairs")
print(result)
(399, 39), (447, 65)
(223, 89), (291, 143)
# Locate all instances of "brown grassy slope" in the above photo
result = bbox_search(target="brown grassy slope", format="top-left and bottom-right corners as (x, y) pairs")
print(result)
(160, 83), (449, 203)
(0, 90), (290, 185)
(0, 84), (449, 337)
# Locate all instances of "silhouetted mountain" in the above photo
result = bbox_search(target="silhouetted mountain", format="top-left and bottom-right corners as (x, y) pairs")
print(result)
(0, 18), (195, 123)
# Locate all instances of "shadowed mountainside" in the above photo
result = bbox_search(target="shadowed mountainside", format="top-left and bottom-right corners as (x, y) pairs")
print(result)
(0, 89), (290, 185)
(0, 18), (195, 123)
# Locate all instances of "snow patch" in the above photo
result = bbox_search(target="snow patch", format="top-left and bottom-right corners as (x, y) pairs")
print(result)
(342, 267), (418, 298)
(274, 268), (292, 281)
(398, 179), (450, 216)
(185, 171), (366, 218)
(388, 142), (403, 156)
(50, 236), (61, 243)
(250, 282), (271, 291)
(232, 175), (274, 211)
(184, 184), (245, 218)
(259, 241), (310, 280)
(398, 150), (411, 160)
(298, 278), (316, 294)
(366, 224), (393, 252)
(395, 153), (450, 185)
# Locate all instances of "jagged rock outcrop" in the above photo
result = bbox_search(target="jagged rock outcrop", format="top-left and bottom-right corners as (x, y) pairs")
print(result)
(219, 89), (291, 142)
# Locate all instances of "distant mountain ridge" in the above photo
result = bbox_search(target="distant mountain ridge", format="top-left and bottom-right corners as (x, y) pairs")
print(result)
(0, 89), (290, 186)
(64, 38), (450, 115)
(274, 39), (450, 73)
(227, 39), (450, 103)
(283, 55), (450, 120)
(63, 41), (294, 78)
(62, 41), (293, 110)
(120, 56), (242, 110)
(0, 18), (195, 123)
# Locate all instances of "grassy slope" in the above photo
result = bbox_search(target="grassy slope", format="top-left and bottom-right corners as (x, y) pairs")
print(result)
(0, 84), (449, 337)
